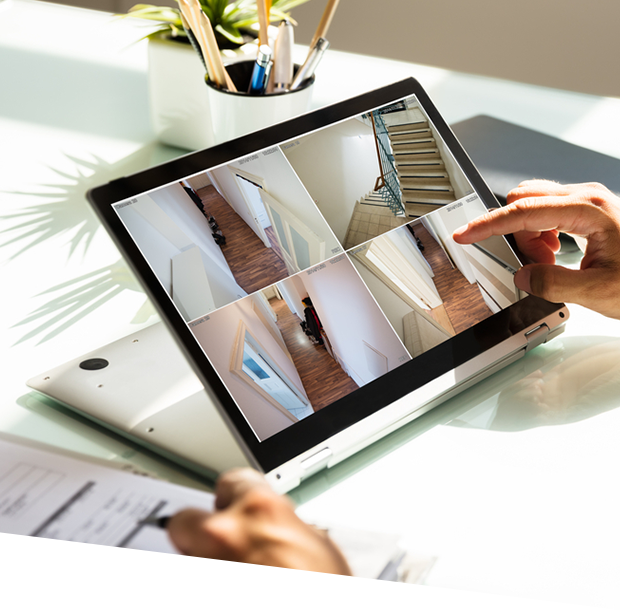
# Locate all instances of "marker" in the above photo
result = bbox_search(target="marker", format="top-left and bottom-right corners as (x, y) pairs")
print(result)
(139, 515), (171, 529)
(273, 20), (294, 91)
(290, 37), (329, 90)
(248, 45), (273, 94)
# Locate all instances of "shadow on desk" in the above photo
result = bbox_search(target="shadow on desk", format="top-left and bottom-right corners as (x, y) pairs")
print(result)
(3, 143), (184, 344)
(293, 335), (620, 503)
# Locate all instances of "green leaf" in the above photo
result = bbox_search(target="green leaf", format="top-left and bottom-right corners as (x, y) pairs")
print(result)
(272, 0), (311, 11)
(123, 0), (312, 45)
(127, 4), (181, 23)
(215, 22), (245, 44)
(213, 0), (229, 19)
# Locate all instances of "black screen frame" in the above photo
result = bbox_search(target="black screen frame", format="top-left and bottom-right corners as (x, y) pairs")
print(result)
(88, 78), (565, 472)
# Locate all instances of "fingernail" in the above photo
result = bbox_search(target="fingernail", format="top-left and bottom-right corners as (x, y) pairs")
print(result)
(452, 223), (468, 238)
(515, 267), (531, 293)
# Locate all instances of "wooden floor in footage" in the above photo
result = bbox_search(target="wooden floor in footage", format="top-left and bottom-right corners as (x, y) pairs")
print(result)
(414, 224), (492, 334)
(269, 298), (359, 412)
(197, 186), (288, 294)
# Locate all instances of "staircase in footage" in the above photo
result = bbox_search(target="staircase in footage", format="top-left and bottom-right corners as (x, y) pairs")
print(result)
(387, 119), (457, 218)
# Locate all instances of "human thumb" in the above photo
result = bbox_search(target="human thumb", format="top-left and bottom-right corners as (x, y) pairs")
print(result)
(515, 263), (600, 308)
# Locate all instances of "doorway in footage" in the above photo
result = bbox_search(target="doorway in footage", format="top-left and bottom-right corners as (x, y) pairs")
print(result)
(190, 255), (411, 441)
(184, 146), (341, 295)
(232, 324), (314, 422)
(351, 195), (522, 359)
(231, 169), (324, 276)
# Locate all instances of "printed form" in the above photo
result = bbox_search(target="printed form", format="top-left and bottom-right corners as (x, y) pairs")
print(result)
(0, 436), (433, 580)
(0, 437), (214, 554)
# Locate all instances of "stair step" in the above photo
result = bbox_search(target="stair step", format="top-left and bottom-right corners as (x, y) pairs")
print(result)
(392, 139), (436, 151)
(389, 128), (432, 141)
(403, 193), (455, 205)
(397, 160), (446, 170)
(395, 153), (441, 164)
(394, 147), (438, 155)
(405, 202), (450, 216)
(401, 182), (454, 193)
(387, 120), (428, 133)
(398, 172), (449, 183)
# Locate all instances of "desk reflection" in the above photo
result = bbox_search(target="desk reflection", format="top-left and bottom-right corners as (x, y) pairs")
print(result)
(452, 336), (620, 431)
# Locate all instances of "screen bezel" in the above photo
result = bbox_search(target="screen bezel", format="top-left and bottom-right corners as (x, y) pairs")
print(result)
(88, 78), (565, 472)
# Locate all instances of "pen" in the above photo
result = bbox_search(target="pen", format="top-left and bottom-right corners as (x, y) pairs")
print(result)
(139, 515), (171, 529)
(290, 37), (329, 90)
(248, 45), (273, 94)
(273, 20), (294, 91)
(309, 0), (340, 48)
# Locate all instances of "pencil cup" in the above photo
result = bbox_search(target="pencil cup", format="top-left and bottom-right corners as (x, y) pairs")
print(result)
(205, 60), (315, 145)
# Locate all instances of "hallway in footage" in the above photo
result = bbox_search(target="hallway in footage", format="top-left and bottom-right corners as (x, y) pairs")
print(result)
(197, 185), (288, 293)
(414, 224), (492, 333)
(269, 297), (359, 412)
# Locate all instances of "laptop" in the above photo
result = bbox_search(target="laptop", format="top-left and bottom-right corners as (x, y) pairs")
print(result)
(27, 78), (569, 492)
(451, 114), (620, 204)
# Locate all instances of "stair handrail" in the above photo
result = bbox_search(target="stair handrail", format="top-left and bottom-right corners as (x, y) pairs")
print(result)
(370, 111), (404, 216)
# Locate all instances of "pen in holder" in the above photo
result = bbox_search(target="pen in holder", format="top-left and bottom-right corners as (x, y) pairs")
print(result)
(205, 59), (315, 144)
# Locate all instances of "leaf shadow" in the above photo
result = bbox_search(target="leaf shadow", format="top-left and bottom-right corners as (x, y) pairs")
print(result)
(12, 259), (156, 345)
(3, 144), (175, 343)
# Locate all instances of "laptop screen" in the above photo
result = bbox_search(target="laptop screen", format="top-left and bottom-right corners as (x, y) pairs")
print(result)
(89, 79), (566, 474)
(109, 89), (522, 443)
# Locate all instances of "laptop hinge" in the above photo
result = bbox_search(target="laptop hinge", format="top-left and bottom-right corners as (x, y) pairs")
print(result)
(300, 447), (332, 480)
(524, 323), (550, 352)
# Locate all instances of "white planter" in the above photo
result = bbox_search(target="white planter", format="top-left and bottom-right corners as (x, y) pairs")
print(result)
(148, 35), (314, 151)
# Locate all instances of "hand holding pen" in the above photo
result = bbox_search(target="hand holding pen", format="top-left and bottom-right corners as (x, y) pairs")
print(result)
(139, 468), (352, 573)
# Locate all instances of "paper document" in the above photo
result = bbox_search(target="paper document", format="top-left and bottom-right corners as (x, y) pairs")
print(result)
(0, 438), (433, 610)
(0, 437), (214, 554)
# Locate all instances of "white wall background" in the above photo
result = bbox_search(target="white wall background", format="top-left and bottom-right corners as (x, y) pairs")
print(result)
(289, 0), (620, 98)
(283, 118), (379, 242)
(48, 0), (620, 97)
(351, 257), (411, 343)
(278, 274), (308, 319)
(117, 184), (246, 313)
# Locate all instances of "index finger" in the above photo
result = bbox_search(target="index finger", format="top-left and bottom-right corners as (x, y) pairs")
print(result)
(453, 199), (606, 244)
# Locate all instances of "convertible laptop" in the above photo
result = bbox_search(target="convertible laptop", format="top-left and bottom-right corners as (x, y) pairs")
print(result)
(28, 78), (568, 492)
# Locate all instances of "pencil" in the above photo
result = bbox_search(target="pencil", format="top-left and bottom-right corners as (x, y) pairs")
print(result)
(184, 0), (237, 92)
(178, 8), (206, 71)
(256, 0), (269, 47)
(309, 0), (340, 48)
(182, 0), (217, 82)
(198, 10), (237, 91)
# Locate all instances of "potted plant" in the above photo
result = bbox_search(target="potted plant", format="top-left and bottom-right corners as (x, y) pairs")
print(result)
(127, 0), (309, 48)
(125, 0), (311, 150)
